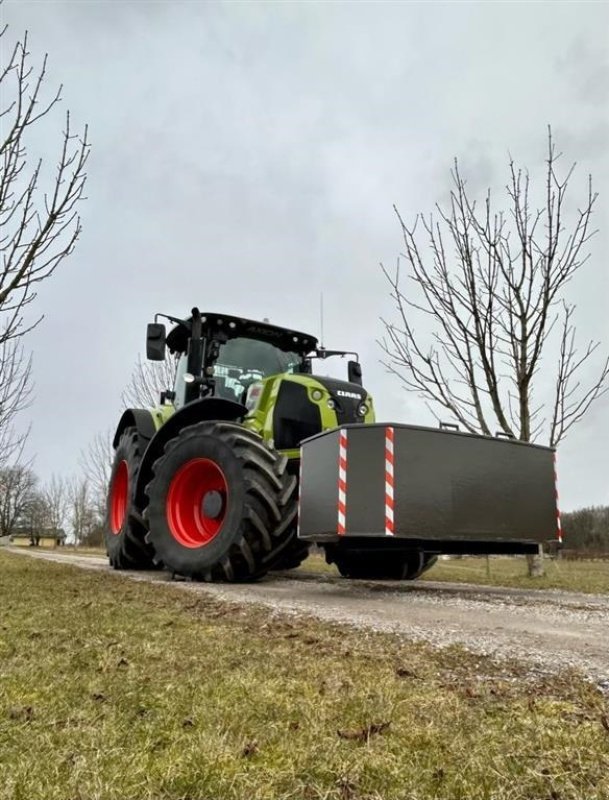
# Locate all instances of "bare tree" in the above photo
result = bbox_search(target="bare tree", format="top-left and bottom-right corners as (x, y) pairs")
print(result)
(0, 25), (89, 452)
(561, 505), (609, 554)
(79, 429), (113, 517)
(381, 129), (608, 446)
(43, 473), (67, 535)
(0, 463), (36, 537)
(20, 487), (50, 544)
(67, 476), (96, 546)
(0, 338), (31, 468)
(121, 353), (177, 409)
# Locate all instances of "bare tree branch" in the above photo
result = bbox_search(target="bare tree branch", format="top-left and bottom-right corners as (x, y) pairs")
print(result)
(0, 25), (89, 453)
(549, 303), (609, 446)
(42, 473), (68, 534)
(0, 337), (31, 468)
(0, 462), (36, 537)
(381, 128), (607, 446)
(121, 353), (177, 409)
(79, 429), (113, 519)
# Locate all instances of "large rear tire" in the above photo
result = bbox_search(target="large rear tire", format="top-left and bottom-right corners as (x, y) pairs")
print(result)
(104, 427), (155, 569)
(326, 548), (437, 581)
(143, 421), (297, 581)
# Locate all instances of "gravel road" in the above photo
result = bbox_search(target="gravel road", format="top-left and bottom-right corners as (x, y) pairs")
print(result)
(10, 547), (609, 688)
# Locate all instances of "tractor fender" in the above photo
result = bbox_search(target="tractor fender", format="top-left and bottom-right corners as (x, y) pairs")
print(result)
(134, 397), (247, 508)
(113, 408), (157, 450)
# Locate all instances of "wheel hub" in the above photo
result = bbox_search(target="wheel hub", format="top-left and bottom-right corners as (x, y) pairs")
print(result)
(166, 458), (228, 548)
(202, 490), (224, 519)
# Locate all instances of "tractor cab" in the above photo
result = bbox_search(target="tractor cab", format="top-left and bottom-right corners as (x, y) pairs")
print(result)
(172, 335), (303, 408)
(146, 309), (375, 457)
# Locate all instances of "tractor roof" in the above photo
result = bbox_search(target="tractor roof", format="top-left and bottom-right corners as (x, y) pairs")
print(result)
(166, 311), (318, 355)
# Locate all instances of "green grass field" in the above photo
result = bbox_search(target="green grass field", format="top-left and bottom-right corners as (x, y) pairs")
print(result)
(300, 551), (609, 594)
(422, 554), (609, 593)
(1, 551), (607, 800)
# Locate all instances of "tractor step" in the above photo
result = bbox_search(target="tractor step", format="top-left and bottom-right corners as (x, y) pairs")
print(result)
(297, 423), (560, 554)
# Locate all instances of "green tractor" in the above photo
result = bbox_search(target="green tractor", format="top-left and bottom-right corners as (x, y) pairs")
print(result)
(105, 309), (375, 581)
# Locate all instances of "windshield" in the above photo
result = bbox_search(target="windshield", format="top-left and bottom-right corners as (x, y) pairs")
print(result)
(214, 338), (301, 403)
(172, 338), (302, 408)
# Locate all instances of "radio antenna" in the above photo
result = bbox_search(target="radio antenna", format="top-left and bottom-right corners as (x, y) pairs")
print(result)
(320, 292), (325, 348)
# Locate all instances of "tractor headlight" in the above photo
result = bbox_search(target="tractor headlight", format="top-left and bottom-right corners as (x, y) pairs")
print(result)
(311, 389), (323, 402)
(358, 402), (369, 417)
(327, 398), (336, 410)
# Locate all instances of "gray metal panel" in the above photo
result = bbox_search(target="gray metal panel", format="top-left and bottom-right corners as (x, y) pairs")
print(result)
(299, 422), (557, 547)
(298, 428), (339, 537)
(344, 426), (386, 534)
(392, 427), (556, 542)
(452, 436), (555, 540)
(392, 428), (452, 536)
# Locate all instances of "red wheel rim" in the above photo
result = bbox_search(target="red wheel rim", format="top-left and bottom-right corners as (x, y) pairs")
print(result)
(110, 460), (129, 534)
(166, 458), (228, 548)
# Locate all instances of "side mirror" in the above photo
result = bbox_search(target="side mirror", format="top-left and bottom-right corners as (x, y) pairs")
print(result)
(348, 360), (362, 386)
(146, 323), (166, 361)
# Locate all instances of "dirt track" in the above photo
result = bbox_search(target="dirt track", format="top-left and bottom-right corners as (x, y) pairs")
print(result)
(9, 547), (609, 688)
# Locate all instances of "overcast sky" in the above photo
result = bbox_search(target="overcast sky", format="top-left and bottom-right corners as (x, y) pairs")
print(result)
(2, 0), (608, 510)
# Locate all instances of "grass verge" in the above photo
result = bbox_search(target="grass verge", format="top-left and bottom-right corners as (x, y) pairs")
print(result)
(300, 551), (609, 594)
(422, 554), (609, 594)
(1, 550), (607, 800)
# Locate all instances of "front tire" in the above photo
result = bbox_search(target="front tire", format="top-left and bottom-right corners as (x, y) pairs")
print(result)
(143, 421), (297, 581)
(105, 427), (155, 569)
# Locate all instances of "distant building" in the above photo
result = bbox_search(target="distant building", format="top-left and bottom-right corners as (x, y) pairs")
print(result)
(9, 528), (66, 549)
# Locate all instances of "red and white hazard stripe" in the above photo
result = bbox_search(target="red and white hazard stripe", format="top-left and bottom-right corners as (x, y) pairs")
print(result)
(553, 451), (562, 544)
(385, 426), (395, 535)
(337, 429), (348, 535)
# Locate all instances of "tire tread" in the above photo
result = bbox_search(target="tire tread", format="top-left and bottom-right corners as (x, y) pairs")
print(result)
(144, 421), (298, 581)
